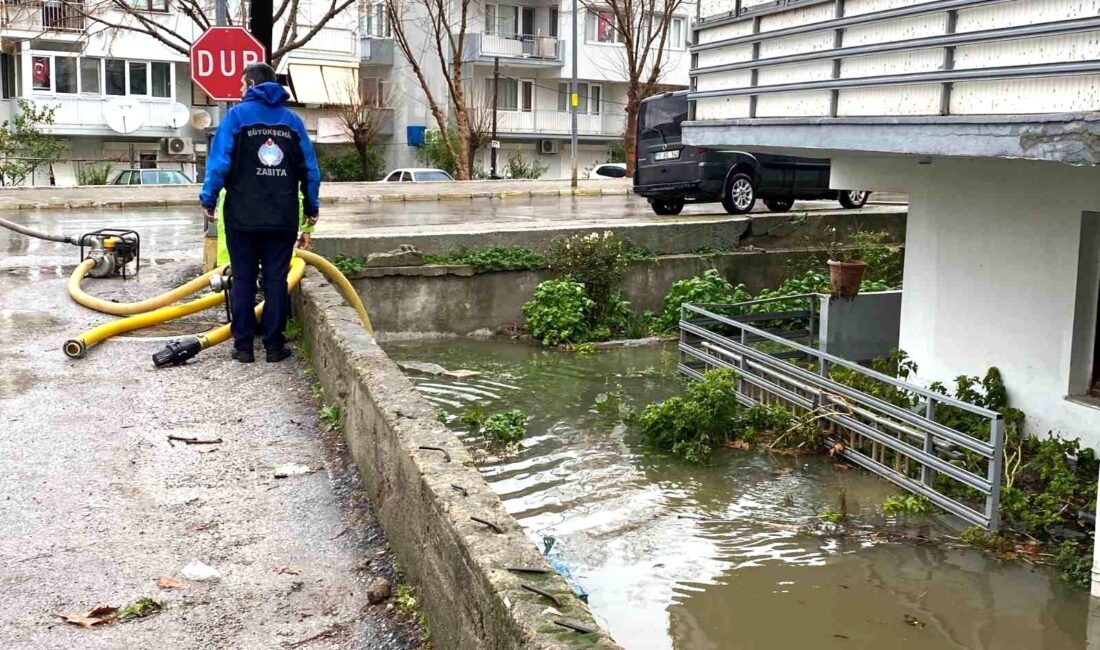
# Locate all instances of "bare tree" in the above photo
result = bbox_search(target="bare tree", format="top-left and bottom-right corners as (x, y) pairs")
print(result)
(68, 0), (355, 66)
(463, 82), (494, 178)
(332, 77), (393, 180)
(582, 0), (684, 174)
(385, 0), (474, 179)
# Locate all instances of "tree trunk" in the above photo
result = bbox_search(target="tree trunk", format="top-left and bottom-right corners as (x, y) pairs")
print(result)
(353, 136), (370, 181)
(452, 105), (472, 180)
(623, 91), (641, 176)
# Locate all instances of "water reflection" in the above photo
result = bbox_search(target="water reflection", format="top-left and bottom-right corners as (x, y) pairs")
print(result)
(385, 339), (1089, 649)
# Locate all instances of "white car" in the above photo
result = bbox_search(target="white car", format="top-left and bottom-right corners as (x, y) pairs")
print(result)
(383, 168), (454, 183)
(587, 163), (627, 180)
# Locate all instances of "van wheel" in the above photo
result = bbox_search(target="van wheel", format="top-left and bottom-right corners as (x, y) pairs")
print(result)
(838, 190), (870, 209)
(722, 173), (756, 214)
(651, 199), (685, 216)
(764, 198), (794, 213)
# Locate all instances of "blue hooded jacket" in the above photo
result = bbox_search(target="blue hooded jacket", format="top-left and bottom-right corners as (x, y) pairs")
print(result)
(200, 82), (320, 232)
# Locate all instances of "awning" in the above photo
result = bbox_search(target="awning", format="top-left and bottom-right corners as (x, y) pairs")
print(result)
(288, 62), (359, 106)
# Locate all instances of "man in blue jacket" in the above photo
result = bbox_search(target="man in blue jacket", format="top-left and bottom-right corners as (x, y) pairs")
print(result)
(200, 63), (320, 364)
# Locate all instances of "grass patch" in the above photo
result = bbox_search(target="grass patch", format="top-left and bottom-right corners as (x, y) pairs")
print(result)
(117, 597), (161, 622)
(424, 246), (545, 272)
(320, 404), (341, 432)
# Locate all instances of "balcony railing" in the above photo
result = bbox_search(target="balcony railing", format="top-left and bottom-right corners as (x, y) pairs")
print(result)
(295, 25), (357, 58)
(469, 108), (625, 137)
(1, 0), (85, 33)
(462, 32), (564, 65)
(360, 36), (394, 65)
(19, 96), (178, 134)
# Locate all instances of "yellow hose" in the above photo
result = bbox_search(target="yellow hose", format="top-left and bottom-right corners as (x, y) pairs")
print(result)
(196, 253), (308, 349)
(293, 248), (373, 334)
(68, 261), (227, 316)
(64, 258), (307, 358)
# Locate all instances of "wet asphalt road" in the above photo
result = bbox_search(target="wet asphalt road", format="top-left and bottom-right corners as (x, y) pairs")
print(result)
(0, 220), (420, 647)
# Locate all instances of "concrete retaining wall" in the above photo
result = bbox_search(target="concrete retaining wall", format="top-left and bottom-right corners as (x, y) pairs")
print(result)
(314, 208), (906, 259)
(351, 249), (836, 335)
(295, 271), (619, 650)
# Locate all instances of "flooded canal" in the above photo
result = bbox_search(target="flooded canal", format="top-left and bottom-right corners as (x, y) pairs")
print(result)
(383, 339), (1090, 650)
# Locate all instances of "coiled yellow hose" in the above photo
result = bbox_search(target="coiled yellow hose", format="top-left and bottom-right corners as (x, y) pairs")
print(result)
(68, 261), (228, 316)
(293, 248), (373, 334)
(194, 254), (308, 350)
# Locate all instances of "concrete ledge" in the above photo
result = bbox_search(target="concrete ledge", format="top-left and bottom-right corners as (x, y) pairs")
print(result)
(296, 271), (619, 650)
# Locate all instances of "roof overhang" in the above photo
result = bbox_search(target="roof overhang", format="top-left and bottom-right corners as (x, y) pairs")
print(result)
(683, 112), (1100, 167)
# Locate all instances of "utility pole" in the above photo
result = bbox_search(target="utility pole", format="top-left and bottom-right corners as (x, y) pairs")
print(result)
(249, 0), (274, 64)
(570, 0), (578, 188)
(491, 57), (499, 179)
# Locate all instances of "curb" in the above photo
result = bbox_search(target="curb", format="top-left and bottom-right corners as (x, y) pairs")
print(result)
(4, 187), (634, 211)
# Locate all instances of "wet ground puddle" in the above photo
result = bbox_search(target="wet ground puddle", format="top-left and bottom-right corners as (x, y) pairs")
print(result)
(384, 339), (1088, 650)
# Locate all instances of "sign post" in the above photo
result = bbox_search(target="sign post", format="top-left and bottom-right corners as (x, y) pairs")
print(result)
(190, 26), (266, 102)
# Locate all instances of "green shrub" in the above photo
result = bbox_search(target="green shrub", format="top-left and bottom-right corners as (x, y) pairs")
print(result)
(654, 269), (750, 333)
(418, 129), (458, 177)
(522, 279), (595, 346)
(547, 231), (630, 330)
(424, 246), (545, 271)
(1056, 540), (1092, 589)
(636, 368), (740, 464)
(330, 254), (366, 276)
(881, 494), (934, 515)
(849, 230), (904, 286)
(480, 410), (527, 446)
(504, 150), (548, 179)
(77, 162), (112, 186)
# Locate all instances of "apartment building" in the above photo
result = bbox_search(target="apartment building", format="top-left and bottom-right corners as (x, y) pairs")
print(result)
(383, 0), (694, 177)
(0, 0), (361, 186)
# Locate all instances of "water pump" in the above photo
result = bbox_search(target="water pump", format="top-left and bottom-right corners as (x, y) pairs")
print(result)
(79, 229), (141, 278)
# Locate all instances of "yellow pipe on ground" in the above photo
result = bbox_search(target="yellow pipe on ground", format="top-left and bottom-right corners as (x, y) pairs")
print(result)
(68, 261), (228, 316)
(293, 248), (374, 334)
(63, 258), (307, 358)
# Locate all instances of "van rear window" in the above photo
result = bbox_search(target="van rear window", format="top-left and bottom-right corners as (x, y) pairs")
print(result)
(641, 96), (688, 139)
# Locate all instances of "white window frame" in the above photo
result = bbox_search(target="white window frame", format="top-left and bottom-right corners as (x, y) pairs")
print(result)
(557, 81), (601, 115)
(669, 16), (686, 50)
(586, 10), (623, 45)
(29, 53), (175, 101)
(486, 3), (519, 37)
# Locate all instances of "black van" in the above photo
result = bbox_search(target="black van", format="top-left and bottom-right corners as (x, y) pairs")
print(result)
(633, 91), (870, 215)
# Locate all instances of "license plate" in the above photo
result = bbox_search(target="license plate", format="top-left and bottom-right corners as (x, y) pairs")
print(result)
(653, 150), (680, 161)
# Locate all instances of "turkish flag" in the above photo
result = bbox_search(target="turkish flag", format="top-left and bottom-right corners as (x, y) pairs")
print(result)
(32, 58), (50, 86)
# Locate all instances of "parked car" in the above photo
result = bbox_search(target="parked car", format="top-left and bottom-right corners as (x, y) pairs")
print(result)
(383, 168), (455, 183)
(588, 163), (627, 180)
(633, 91), (870, 215)
(110, 169), (193, 185)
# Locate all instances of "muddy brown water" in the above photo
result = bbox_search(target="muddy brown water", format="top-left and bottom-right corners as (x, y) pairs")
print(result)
(384, 339), (1089, 650)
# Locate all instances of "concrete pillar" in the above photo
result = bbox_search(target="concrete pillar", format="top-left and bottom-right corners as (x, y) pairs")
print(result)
(1092, 463), (1100, 598)
(20, 40), (33, 99)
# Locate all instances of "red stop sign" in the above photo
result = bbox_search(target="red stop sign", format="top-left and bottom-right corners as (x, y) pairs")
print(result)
(190, 27), (266, 102)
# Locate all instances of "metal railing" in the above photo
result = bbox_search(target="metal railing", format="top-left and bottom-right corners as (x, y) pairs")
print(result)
(468, 107), (625, 137)
(462, 32), (564, 64)
(1, 0), (85, 32)
(678, 297), (1005, 530)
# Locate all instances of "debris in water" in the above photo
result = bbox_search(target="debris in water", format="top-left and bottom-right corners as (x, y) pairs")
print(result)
(180, 560), (221, 582)
(903, 614), (925, 628)
(398, 362), (447, 375)
(443, 369), (481, 379)
(167, 435), (222, 446)
(542, 536), (589, 602)
(726, 440), (751, 451)
(273, 463), (313, 478)
(61, 606), (118, 629)
(156, 576), (185, 589)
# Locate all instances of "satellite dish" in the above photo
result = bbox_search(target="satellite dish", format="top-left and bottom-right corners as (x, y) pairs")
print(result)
(104, 97), (143, 134)
(165, 102), (190, 128)
(189, 109), (213, 129)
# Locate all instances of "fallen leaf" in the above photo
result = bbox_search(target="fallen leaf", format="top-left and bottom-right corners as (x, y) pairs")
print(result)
(726, 440), (751, 451)
(61, 606), (118, 629)
(157, 576), (185, 589)
(275, 566), (302, 575)
(829, 442), (846, 456)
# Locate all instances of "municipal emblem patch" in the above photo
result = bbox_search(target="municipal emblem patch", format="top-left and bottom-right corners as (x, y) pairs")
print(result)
(258, 138), (284, 167)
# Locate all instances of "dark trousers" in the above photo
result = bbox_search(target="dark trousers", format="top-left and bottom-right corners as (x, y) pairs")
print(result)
(224, 227), (296, 351)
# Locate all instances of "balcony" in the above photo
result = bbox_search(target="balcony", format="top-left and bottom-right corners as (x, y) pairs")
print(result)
(360, 36), (394, 66)
(470, 108), (625, 138)
(15, 96), (179, 137)
(1, 0), (84, 35)
(293, 25), (358, 60)
(461, 32), (564, 67)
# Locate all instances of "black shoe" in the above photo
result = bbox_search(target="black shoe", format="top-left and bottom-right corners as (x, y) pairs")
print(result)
(266, 347), (293, 363)
(232, 348), (255, 363)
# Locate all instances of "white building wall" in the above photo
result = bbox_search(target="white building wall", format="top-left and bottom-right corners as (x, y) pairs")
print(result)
(832, 155), (1100, 449)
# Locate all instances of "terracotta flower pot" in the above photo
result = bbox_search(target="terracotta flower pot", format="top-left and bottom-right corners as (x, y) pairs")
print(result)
(828, 259), (867, 298)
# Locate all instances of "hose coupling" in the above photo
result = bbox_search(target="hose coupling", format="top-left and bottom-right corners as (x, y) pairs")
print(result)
(209, 273), (233, 293)
(62, 339), (87, 359)
(152, 337), (201, 368)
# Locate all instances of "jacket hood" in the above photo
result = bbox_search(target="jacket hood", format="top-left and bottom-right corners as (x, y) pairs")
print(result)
(244, 81), (290, 106)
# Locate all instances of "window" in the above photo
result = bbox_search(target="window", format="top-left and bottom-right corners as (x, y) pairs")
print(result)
(640, 94), (688, 139)
(125, 0), (167, 10)
(129, 61), (148, 95)
(400, 171), (412, 181)
(54, 58), (77, 93)
(151, 61), (171, 98)
(586, 11), (621, 44)
(139, 154), (157, 169)
(486, 77), (518, 111)
(106, 59), (126, 95)
(191, 81), (211, 106)
(114, 171), (132, 185)
(365, 2), (391, 37)
(416, 171), (452, 182)
(485, 4), (517, 36)
(386, 171), (401, 182)
(670, 17), (685, 48)
(521, 80), (533, 112)
(558, 82), (600, 114)
(549, 8), (558, 37)
(1, 53), (15, 99)
(129, 171), (141, 185)
(32, 56), (50, 91)
(80, 58), (101, 94)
